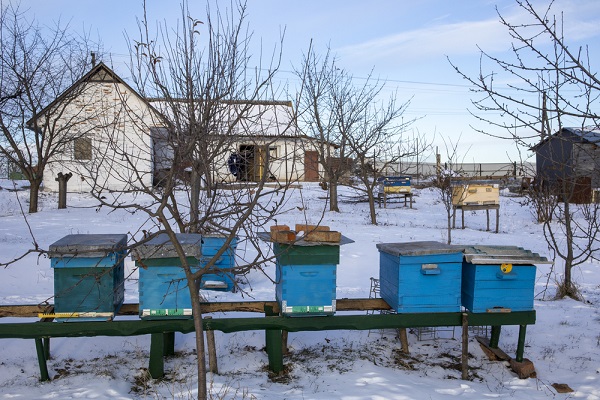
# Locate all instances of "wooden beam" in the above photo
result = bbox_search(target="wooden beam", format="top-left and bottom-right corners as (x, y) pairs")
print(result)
(0, 298), (392, 318)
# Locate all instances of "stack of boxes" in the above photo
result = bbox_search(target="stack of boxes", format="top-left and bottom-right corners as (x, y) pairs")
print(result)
(49, 234), (127, 322)
(377, 241), (463, 313)
(270, 225), (343, 316)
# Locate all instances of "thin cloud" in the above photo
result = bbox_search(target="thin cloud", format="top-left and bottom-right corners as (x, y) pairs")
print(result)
(336, 2), (600, 64)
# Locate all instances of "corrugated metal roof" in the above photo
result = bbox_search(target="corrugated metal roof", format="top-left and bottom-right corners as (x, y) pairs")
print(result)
(376, 241), (462, 256)
(563, 127), (600, 144)
(462, 245), (551, 265)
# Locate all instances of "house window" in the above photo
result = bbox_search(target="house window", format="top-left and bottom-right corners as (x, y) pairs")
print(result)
(74, 137), (92, 160)
(269, 146), (278, 159)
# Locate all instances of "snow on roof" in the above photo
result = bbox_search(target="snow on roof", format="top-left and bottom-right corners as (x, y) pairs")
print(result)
(563, 127), (600, 144)
(147, 99), (299, 138)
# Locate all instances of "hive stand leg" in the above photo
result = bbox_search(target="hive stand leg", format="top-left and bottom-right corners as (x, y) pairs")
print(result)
(34, 338), (50, 381)
(489, 326), (501, 349)
(149, 333), (165, 379)
(265, 329), (283, 374)
(495, 208), (499, 233)
(461, 313), (469, 380)
(264, 305), (283, 374)
(163, 332), (175, 356)
(486, 209), (490, 231)
(461, 208), (465, 229)
(516, 325), (527, 362)
(410, 194), (413, 209)
(43, 337), (51, 360)
(452, 207), (456, 228)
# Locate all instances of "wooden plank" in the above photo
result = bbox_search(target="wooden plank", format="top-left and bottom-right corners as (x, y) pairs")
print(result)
(476, 336), (510, 361)
(0, 298), (392, 317)
(295, 224), (330, 233)
(271, 230), (297, 243)
(304, 231), (341, 243)
(0, 305), (54, 318)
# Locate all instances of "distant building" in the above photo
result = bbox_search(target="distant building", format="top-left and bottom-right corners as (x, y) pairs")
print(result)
(28, 62), (330, 192)
(531, 127), (600, 202)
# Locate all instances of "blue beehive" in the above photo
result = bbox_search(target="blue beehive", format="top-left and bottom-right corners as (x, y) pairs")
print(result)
(274, 242), (340, 316)
(134, 233), (202, 319)
(376, 241), (463, 313)
(199, 235), (237, 292)
(461, 246), (546, 313)
(49, 234), (127, 322)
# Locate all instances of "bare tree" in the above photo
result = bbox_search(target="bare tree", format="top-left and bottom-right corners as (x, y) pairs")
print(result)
(295, 46), (353, 212)
(431, 137), (469, 245)
(0, 2), (97, 212)
(345, 96), (419, 225)
(450, 0), (600, 298)
(69, 1), (300, 397)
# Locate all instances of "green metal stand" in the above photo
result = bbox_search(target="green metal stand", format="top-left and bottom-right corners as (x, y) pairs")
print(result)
(34, 338), (50, 381)
(516, 325), (527, 362)
(0, 310), (536, 380)
(149, 333), (164, 378)
(489, 325), (501, 348)
(265, 329), (283, 373)
(163, 332), (175, 356)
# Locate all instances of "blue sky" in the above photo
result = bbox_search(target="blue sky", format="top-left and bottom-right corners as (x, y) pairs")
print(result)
(16, 0), (600, 163)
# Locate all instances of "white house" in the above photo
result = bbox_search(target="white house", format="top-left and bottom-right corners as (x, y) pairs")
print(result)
(32, 62), (329, 192)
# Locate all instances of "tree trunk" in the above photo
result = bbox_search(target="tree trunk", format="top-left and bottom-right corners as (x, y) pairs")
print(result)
(562, 201), (576, 297)
(367, 188), (377, 225)
(28, 178), (43, 214)
(329, 180), (340, 212)
(446, 208), (452, 245)
(189, 167), (201, 233)
(189, 276), (208, 399)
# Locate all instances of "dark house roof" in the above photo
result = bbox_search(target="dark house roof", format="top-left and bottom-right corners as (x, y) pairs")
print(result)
(531, 127), (600, 151)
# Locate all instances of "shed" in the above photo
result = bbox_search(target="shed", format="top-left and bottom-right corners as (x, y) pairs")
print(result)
(531, 127), (600, 202)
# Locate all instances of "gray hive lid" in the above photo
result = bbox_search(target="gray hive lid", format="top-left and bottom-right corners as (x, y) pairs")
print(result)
(49, 234), (128, 257)
(376, 241), (464, 257)
(463, 245), (551, 265)
(132, 233), (202, 259)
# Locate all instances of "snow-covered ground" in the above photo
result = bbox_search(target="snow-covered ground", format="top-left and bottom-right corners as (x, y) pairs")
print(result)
(0, 180), (599, 399)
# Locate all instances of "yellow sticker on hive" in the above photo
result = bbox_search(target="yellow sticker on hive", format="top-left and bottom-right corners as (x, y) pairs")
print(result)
(500, 263), (513, 273)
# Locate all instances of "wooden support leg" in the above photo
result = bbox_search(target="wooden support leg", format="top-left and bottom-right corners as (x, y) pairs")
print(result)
(35, 338), (50, 382)
(486, 209), (490, 231)
(489, 326), (501, 349)
(410, 194), (413, 209)
(149, 333), (165, 379)
(461, 313), (469, 380)
(163, 332), (175, 356)
(452, 207), (456, 228)
(204, 316), (219, 374)
(495, 208), (499, 233)
(265, 329), (283, 374)
(461, 208), (465, 229)
(398, 328), (409, 354)
(282, 330), (289, 355)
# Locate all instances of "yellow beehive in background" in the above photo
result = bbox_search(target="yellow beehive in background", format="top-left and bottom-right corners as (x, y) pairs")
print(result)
(452, 183), (499, 206)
